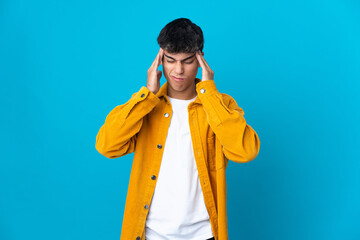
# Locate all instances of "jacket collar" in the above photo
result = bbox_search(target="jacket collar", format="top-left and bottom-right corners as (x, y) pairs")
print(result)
(156, 77), (202, 104)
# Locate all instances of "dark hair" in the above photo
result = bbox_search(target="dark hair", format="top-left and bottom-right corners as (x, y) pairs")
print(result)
(157, 18), (204, 53)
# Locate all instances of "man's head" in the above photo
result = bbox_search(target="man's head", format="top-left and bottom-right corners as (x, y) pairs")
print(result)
(157, 18), (204, 53)
(157, 18), (204, 99)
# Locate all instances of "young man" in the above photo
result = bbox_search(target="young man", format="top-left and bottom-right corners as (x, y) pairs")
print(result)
(95, 18), (260, 240)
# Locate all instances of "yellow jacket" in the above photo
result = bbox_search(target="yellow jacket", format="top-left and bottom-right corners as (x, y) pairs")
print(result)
(95, 78), (261, 240)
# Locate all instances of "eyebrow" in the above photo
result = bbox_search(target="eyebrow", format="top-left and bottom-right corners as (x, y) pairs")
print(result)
(164, 54), (196, 62)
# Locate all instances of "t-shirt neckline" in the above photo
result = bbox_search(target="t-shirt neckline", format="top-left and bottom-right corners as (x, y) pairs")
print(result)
(167, 95), (197, 102)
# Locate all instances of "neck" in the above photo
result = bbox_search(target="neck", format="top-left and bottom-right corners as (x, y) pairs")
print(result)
(167, 82), (197, 100)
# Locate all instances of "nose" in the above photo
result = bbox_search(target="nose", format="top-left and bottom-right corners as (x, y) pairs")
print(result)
(174, 61), (184, 75)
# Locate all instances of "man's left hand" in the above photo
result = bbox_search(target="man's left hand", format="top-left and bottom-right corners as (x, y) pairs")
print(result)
(196, 50), (214, 81)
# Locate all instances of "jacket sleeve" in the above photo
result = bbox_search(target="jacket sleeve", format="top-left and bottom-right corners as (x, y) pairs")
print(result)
(196, 80), (261, 163)
(95, 86), (160, 159)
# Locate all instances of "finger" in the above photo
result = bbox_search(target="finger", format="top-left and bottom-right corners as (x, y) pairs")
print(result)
(154, 48), (163, 69)
(196, 51), (206, 69)
(150, 55), (158, 69)
(150, 48), (162, 69)
(197, 50), (210, 69)
(157, 48), (163, 67)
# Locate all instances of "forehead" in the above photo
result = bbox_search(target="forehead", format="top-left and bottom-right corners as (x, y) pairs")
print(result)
(164, 51), (195, 60)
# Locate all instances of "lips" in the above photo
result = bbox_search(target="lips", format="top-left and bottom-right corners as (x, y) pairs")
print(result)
(171, 76), (185, 81)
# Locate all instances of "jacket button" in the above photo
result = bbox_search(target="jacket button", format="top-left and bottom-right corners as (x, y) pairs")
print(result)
(157, 144), (162, 149)
(164, 112), (169, 118)
(151, 175), (156, 180)
(136, 237), (140, 240)
(141, 93), (145, 98)
(144, 204), (149, 209)
(200, 88), (205, 93)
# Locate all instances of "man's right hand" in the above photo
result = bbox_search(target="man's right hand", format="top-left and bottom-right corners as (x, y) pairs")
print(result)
(146, 48), (164, 95)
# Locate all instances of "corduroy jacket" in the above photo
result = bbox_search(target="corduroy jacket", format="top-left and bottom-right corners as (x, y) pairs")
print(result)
(95, 78), (261, 240)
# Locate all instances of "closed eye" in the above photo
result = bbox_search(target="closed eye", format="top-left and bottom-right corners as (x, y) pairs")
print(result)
(166, 60), (194, 64)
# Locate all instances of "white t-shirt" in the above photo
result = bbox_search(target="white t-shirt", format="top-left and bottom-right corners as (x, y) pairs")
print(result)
(145, 95), (213, 240)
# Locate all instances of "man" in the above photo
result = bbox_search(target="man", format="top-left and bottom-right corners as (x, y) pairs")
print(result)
(95, 18), (260, 240)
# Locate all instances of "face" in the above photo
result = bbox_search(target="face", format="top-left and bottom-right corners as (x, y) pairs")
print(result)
(161, 49), (202, 99)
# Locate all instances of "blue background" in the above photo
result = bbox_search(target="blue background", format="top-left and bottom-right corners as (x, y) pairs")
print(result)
(1, 0), (359, 239)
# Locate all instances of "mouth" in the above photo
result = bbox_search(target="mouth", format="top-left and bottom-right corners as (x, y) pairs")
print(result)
(171, 75), (185, 82)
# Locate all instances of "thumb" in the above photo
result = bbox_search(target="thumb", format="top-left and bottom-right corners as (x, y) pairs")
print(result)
(157, 70), (162, 80)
